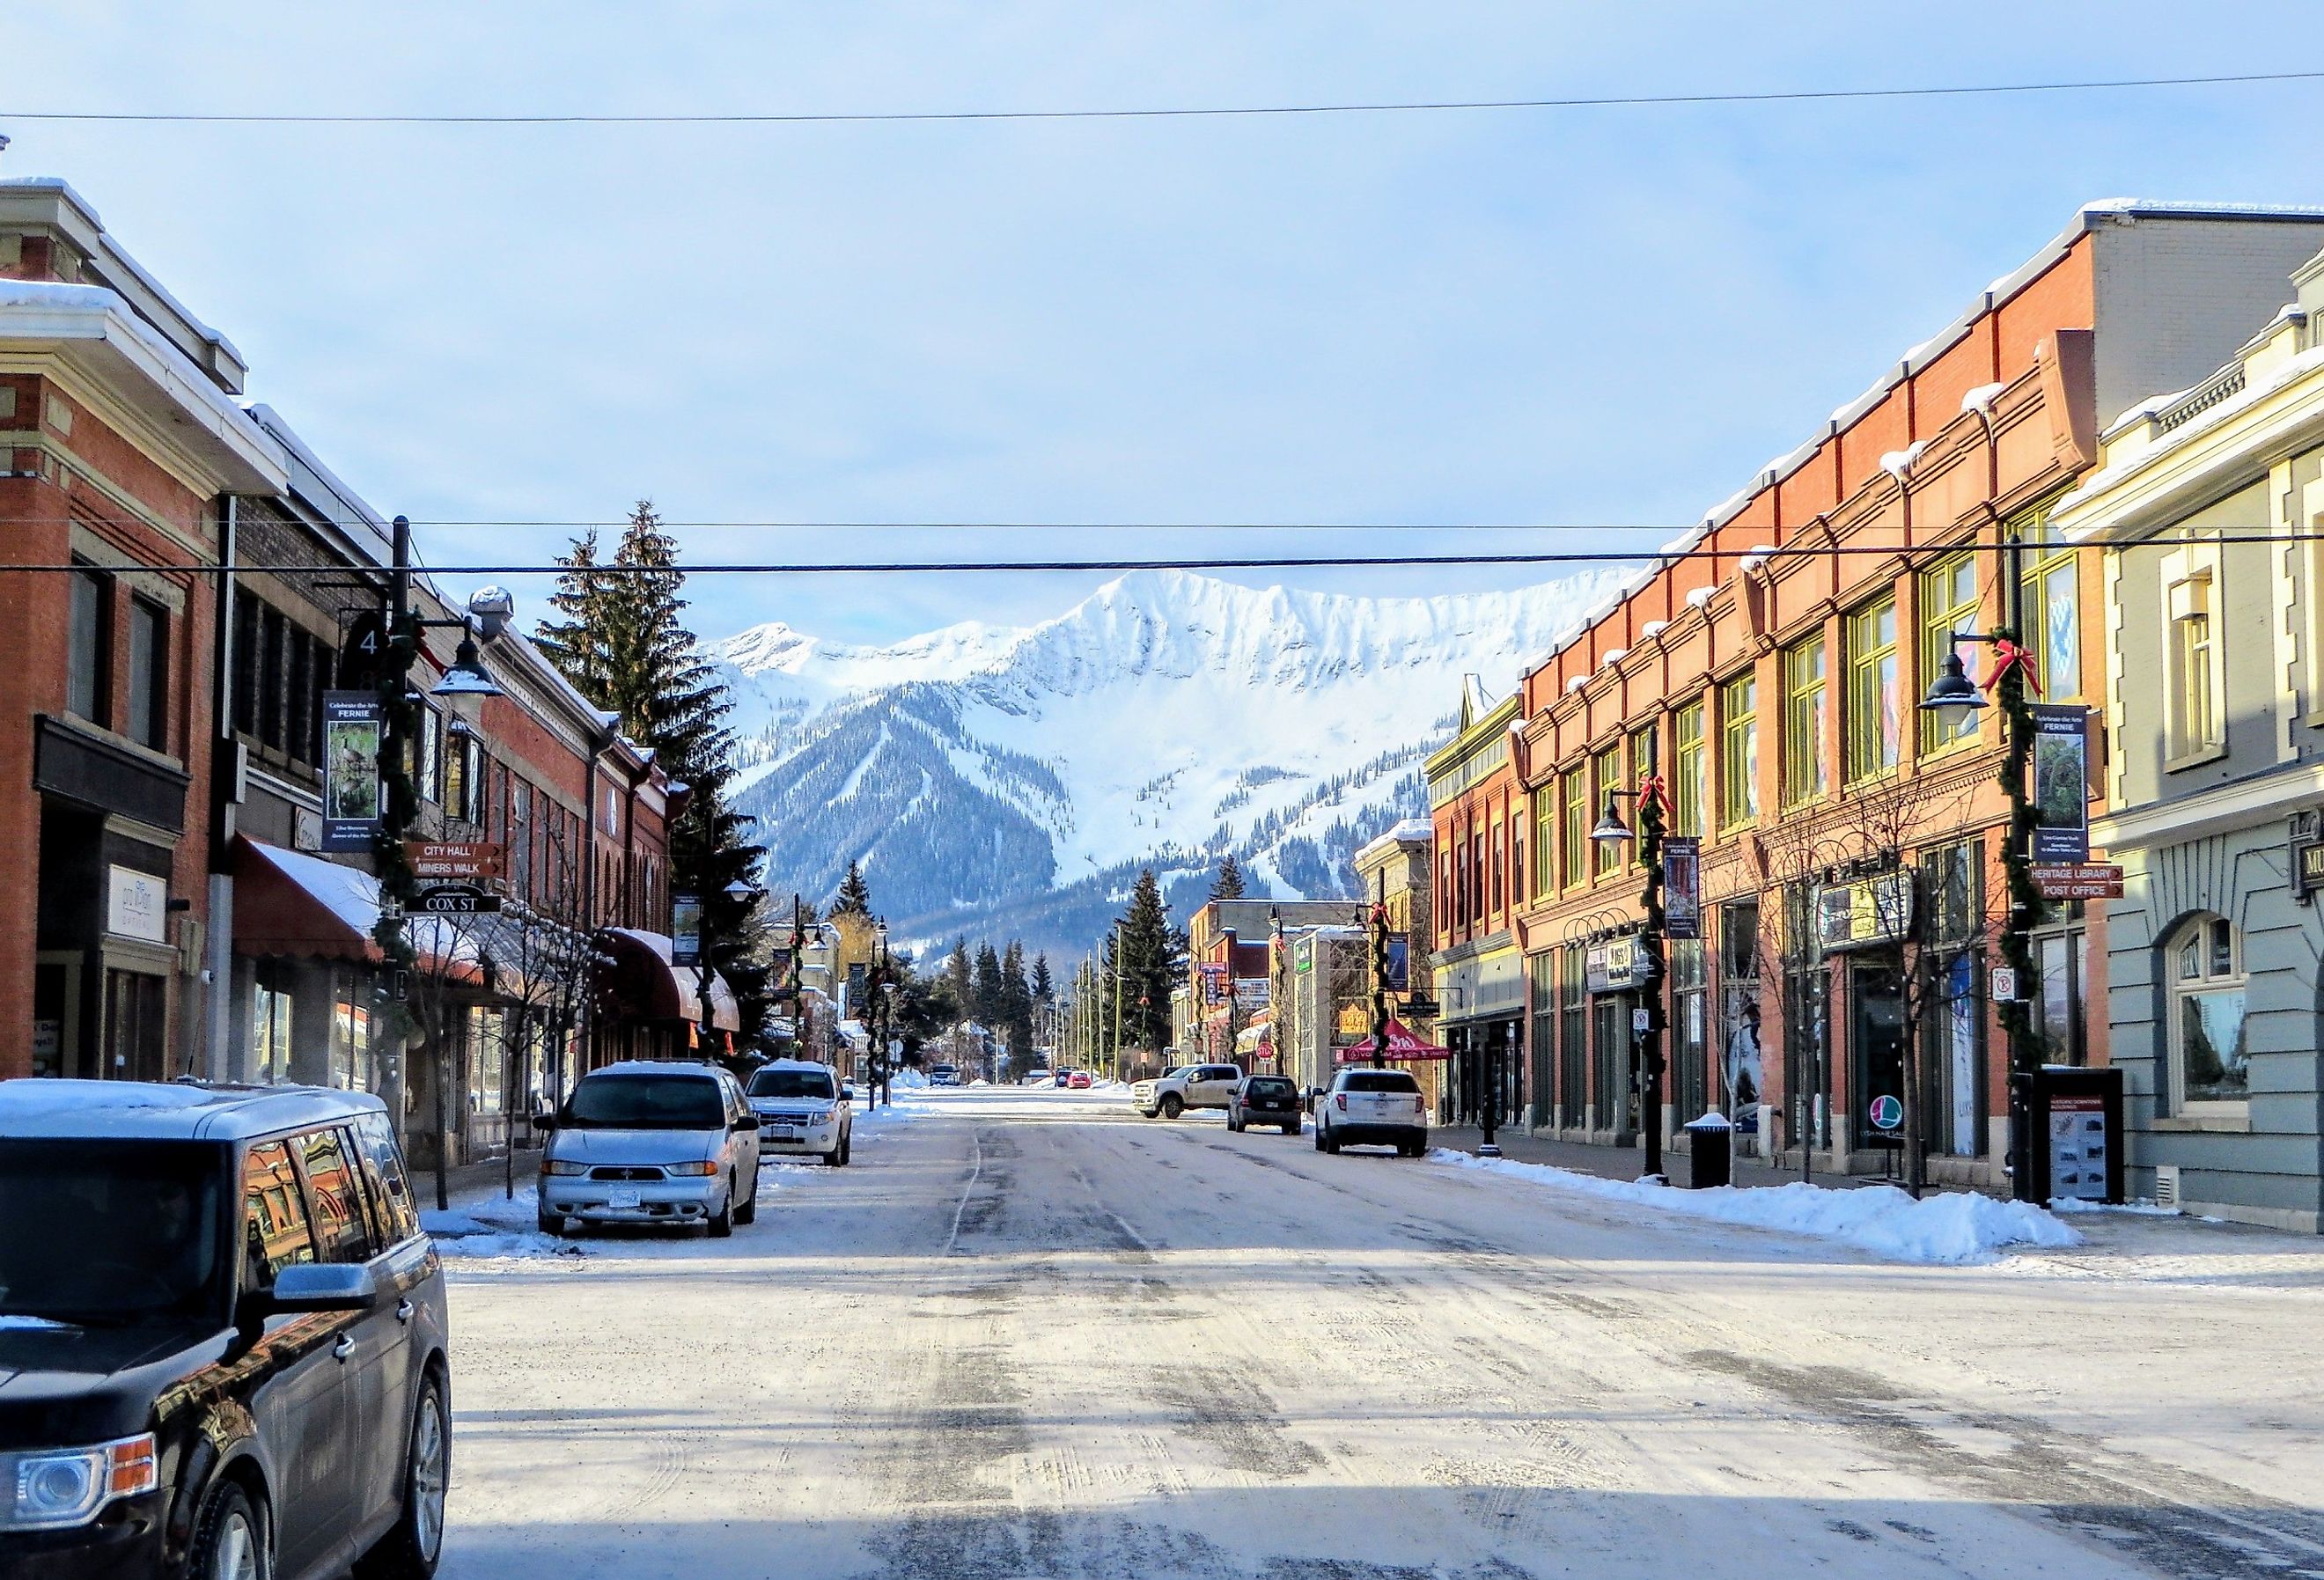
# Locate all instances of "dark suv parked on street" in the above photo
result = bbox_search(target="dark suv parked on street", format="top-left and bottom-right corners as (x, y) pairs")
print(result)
(0, 1080), (452, 1580)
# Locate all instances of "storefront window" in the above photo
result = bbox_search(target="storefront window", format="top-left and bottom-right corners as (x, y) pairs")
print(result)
(1592, 745), (1622, 878)
(1561, 768), (1586, 890)
(1846, 598), (1901, 782)
(1919, 553), (1982, 755)
(1672, 939), (1707, 1123)
(1559, 944), (1586, 1128)
(252, 974), (292, 1084)
(1781, 636), (1827, 808)
(467, 1006), (507, 1115)
(333, 985), (375, 1093)
(2170, 915), (2247, 1110)
(1528, 952), (1556, 1130)
(2030, 926), (2086, 1069)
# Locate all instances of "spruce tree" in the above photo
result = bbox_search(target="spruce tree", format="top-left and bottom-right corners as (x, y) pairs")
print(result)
(832, 859), (873, 918)
(1030, 953), (1054, 1006)
(1210, 855), (1247, 901)
(945, 937), (972, 1018)
(1115, 869), (1174, 1055)
(1001, 941), (1036, 1066)
(537, 502), (769, 1040)
(972, 942), (1004, 1031)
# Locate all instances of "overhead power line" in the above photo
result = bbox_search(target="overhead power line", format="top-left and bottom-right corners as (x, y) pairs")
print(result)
(6, 68), (2320, 127)
(0, 534), (2306, 577)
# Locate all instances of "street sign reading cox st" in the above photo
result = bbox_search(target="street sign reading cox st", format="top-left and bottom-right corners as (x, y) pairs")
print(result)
(416, 882), (502, 916)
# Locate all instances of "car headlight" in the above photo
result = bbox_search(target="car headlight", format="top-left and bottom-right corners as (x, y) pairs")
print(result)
(664, 1160), (718, 1177)
(0, 1434), (156, 1531)
(541, 1159), (588, 1176)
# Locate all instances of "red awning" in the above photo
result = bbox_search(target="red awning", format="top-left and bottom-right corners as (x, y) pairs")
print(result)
(595, 928), (741, 1033)
(232, 835), (383, 966)
(1335, 1018), (1452, 1063)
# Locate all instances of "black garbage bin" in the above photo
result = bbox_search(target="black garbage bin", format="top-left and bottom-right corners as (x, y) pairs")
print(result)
(1683, 1112), (1733, 1190)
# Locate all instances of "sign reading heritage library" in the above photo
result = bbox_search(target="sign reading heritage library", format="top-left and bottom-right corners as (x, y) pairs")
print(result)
(2030, 705), (2092, 863)
(1662, 837), (1702, 940)
(321, 693), (383, 853)
(2030, 863), (2124, 900)
(1817, 871), (1914, 955)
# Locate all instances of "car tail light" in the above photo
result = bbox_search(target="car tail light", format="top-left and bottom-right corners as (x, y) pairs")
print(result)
(1335, 1093), (1347, 1112)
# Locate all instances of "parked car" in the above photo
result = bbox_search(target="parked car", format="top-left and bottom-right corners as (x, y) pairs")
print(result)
(1226, 1074), (1302, 1135)
(1314, 1068), (1429, 1156)
(0, 1078), (452, 1580)
(927, 1063), (960, 1087)
(536, 1062), (761, 1235)
(1052, 1069), (1072, 1088)
(746, 1059), (853, 1166)
(1130, 1064), (1243, 1119)
(1021, 1069), (1055, 1086)
(1066, 1070), (1092, 1090)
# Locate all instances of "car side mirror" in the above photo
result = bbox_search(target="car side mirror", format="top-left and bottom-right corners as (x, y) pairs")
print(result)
(532, 1111), (557, 1133)
(842, 1085), (856, 1101)
(736, 1113), (761, 1131)
(259, 1262), (382, 1317)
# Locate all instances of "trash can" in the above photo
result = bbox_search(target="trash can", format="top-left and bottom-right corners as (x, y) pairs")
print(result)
(1683, 1112), (1733, 1190)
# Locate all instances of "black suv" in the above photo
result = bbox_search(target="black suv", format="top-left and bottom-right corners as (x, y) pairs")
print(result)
(0, 1080), (452, 1580)
(1225, 1076), (1302, 1135)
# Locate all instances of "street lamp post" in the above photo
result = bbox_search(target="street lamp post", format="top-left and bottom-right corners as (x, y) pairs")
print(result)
(698, 877), (761, 1062)
(1590, 751), (1671, 1185)
(373, 516), (510, 1209)
(1918, 582), (2041, 1202)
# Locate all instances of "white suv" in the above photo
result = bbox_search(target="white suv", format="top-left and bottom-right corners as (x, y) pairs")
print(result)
(746, 1058), (853, 1166)
(537, 1062), (762, 1235)
(1314, 1068), (1429, 1157)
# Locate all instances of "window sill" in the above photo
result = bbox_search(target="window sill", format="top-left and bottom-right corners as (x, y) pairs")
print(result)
(2147, 1113), (2252, 1134)
(2165, 745), (2227, 775)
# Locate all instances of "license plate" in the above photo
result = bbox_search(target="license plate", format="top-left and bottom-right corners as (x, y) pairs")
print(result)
(608, 1187), (643, 1210)
(771, 1128), (798, 1141)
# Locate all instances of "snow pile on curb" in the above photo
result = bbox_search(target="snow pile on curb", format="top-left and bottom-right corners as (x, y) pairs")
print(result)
(422, 1195), (575, 1260)
(1431, 1151), (2081, 1265)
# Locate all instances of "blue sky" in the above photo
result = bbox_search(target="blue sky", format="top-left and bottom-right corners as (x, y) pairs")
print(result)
(13, 4), (2324, 642)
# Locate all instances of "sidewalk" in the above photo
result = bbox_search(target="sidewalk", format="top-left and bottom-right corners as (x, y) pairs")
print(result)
(1429, 1124), (1887, 1194)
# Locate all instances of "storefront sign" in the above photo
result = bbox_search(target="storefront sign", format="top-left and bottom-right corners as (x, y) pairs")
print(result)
(2030, 705), (2092, 863)
(1868, 1093), (1904, 1131)
(1662, 837), (1702, 940)
(1817, 871), (1914, 954)
(2029, 863), (2123, 900)
(1233, 977), (1270, 1011)
(321, 693), (383, 853)
(1585, 936), (1645, 994)
(2048, 1093), (2109, 1202)
(405, 840), (506, 879)
(2294, 824), (2324, 905)
(672, 893), (702, 966)
(106, 865), (168, 943)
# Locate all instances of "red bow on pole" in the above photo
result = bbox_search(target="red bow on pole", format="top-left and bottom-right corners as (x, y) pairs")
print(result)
(1982, 639), (2041, 697)
(1637, 773), (1672, 818)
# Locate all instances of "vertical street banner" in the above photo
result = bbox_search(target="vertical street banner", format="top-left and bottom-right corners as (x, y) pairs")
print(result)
(2030, 705), (2092, 863)
(320, 693), (383, 853)
(1385, 933), (1410, 993)
(671, 893), (702, 966)
(1663, 836), (1702, 940)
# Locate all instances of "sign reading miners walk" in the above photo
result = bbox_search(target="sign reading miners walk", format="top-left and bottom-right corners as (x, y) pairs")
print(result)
(406, 841), (506, 880)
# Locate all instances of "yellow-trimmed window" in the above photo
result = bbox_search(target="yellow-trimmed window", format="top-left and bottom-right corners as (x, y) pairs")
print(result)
(1780, 636), (1827, 807)
(1561, 768), (1586, 889)
(1719, 673), (1758, 829)
(1846, 598), (1901, 782)
(2018, 533), (2082, 702)
(1673, 700), (1705, 837)
(1919, 554), (1982, 755)
(1592, 744), (1623, 878)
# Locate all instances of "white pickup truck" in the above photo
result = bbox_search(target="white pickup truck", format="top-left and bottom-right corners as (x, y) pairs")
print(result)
(1130, 1063), (1243, 1119)
(1313, 1068), (1429, 1157)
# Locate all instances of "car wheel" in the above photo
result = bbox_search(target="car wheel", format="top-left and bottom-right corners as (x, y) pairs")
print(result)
(840, 1132), (852, 1166)
(189, 1479), (268, 1580)
(1159, 1095), (1183, 1120)
(1313, 1123), (1327, 1152)
(1325, 1129), (1342, 1155)
(1283, 1121), (1299, 1135)
(736, 1176), (759, 1224)
(822, 1142), (844, 1167)
(535, 1204), (565, 1236)
(1136, 1108), (1158, 1119)
(708, 1179), (735, 1238)
(355, 1368), (448, 1579)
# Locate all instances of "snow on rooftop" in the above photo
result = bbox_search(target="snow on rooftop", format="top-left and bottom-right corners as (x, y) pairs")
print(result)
(1961, 382), (2006, 415)
(1686, 585), (1717, 610)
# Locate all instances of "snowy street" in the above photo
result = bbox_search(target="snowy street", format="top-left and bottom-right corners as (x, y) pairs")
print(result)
(433, 1088), (2324, 1580)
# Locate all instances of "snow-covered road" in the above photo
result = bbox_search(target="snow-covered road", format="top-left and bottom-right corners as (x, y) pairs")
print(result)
(433, 1087), (2324, 1579)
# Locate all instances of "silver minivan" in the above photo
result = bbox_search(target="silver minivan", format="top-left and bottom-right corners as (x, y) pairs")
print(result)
(535, 1061), (761, 1236)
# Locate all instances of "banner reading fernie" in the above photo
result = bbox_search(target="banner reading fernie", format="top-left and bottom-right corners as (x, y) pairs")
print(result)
(1663, 837), (1703, 940)
(321, 693), (383, 853)
(2030, 705), (2092, 863)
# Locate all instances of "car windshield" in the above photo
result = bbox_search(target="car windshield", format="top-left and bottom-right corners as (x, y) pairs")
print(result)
(749, 1069), (837, 1101)
(568, 1076), (725, 1128)
(1342, 1072), (1422, 1093)
(0, 1139), (225, 1326)
(1246, 1078), (1294, 1098)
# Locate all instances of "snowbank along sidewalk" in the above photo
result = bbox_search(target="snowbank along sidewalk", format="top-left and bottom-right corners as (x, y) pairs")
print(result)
(1431, 1148), (2081, 1265)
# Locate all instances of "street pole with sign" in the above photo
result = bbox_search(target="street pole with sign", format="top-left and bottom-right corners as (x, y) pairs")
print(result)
(1590, 742), (1671, 1184)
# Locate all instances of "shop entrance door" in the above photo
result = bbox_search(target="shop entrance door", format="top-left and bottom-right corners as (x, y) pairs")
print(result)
(104, 968), (168, 1083)
(1852, 966), (1908, 1155)
(1592, 994), (1635, 1143)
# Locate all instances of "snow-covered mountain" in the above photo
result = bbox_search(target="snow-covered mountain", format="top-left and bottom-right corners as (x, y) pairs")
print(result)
(716, 567), (1629, 955)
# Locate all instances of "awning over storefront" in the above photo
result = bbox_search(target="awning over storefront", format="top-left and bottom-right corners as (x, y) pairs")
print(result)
(1335, 1018), (1452, 1063)
(232, 836), (493, 988)
(596, 928), (740, 1033)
